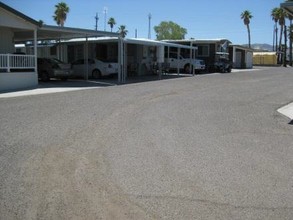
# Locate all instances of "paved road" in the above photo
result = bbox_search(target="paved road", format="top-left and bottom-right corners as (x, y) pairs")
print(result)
(1, 67), (293, 219)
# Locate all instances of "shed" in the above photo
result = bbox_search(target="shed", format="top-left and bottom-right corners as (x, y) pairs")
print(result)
(229, 45), (254, 69)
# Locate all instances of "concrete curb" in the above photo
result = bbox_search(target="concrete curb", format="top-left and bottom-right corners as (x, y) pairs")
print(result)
(278, 102), (293, 120)
(0, 87), (97, 98)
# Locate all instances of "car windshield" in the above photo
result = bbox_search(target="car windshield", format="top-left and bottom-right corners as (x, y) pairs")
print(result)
(50, 58), (65, 65)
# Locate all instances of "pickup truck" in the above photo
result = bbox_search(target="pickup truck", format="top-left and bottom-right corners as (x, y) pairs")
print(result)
(165, 52), (206, 74)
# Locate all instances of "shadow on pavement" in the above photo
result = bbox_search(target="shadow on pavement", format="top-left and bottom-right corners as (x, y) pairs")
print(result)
(0, 73), (193, 96)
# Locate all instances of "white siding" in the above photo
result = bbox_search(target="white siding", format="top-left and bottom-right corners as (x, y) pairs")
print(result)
(246, 52), (253, 68)
(0, 7), (36, 29)
(0, 27), (14, 53)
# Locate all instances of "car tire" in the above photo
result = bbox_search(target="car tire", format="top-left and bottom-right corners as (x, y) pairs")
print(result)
(41, 71), (50, 81)
(92, 69), (101, 79)
(184, 64), (192, 74)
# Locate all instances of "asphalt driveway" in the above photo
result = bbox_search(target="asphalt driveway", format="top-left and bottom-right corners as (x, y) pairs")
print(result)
(0, 66), (293, 219)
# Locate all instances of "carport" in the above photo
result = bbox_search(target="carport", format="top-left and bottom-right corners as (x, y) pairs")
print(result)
(51, 37), (198, 83)
(122, 38), (199, 81)
(14, 24), (122, 82)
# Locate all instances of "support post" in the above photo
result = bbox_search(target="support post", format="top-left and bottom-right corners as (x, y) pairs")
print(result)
(190, 42), (194, 75)
(34, 29), (38, 73)
(177, 48), (180, 75)
(123, 43), (127, 83)
(233, 46), (236, 68)
(84, 36), (89, 80)
(7, 54), (10, 72)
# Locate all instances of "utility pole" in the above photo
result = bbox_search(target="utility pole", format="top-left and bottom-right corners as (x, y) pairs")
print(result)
(148, 13), (152, 39)
(103, 7), (108, 31)
(95, 13), (99, 31)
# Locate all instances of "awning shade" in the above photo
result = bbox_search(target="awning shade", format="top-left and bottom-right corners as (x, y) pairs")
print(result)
(14, 25), (119, 43)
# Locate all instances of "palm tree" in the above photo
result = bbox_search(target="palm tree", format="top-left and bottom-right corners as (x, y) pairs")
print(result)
(285, 0), (293, 65)
(241, 10), (253, 48)
(107, 17), (116, 32)
(277, 8), (286, 53)
(288, 17), (293, 66)
(38, 20), (44, 27)
(118, 25), (128, 38)
(274, 8), (287, 64)
(53, 2), (69, 27)
(271, 7), (279, 51)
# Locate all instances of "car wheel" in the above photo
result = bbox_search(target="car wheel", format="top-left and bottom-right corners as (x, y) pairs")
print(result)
(184, 64), (192, 74)
(41, 71), (50, 81)
(220, 66), (225, 73)
(227, 67), (232, 73)
(92, 69), (101, 79)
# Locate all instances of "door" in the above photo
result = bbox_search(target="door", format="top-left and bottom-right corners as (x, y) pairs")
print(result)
(246, 52), (253, 68)
(235, 52), (242, 68)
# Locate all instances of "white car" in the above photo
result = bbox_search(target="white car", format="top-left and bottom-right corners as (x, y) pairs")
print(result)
(71, 58), (118, 79)
(165, 52), (206, 74)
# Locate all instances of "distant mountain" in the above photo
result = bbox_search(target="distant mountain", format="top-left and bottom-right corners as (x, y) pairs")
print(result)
(242, 43), (273, 52)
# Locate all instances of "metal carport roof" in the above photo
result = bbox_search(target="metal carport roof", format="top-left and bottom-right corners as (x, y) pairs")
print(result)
(14, 25), (119, 43)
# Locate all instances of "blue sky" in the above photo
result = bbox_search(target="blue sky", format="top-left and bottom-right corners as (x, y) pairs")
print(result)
(2, 0), (285, 45)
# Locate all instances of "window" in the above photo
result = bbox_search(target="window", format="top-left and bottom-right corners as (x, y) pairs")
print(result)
(197, 45), (209, 57)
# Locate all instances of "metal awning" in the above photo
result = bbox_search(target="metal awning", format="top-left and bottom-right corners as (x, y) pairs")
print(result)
(14, 25), (119, 43)
(164, 39), (232, 45)
(281, 2), (293, 16)
(125, 38), (198, 50)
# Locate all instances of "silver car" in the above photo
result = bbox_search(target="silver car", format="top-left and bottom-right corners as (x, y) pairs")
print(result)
(71, 58), (118, 79)
(37, 58), (73, 81)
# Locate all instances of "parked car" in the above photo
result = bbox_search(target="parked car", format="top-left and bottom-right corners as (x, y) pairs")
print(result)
(165, 52), (206, 74)
(211, 52), (232, 73)
(71, 58), (118, 79)
(37, 58), (73, 81)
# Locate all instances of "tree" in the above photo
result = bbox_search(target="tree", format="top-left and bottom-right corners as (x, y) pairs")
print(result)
(285, 0), (293, 66)
(118, 25), (128, 38)
(154, 21), (187, 40)
(108, 17), (116, 32)
(277, 8), (286, 53)
(271, 7), (279, 51)
(53, 2), (69, 27)
(241, 10), (253, 48)
(272, 8), (287, 64)
(288, 17), (293, 66)
(38, 20), (44, 27)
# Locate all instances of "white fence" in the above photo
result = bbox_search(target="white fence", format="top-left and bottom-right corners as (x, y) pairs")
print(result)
(0, 54), (36, 72)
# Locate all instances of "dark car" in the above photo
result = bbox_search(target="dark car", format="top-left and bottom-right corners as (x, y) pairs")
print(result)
(37, 58), (73, 81)
(211, 52), (232, 73)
